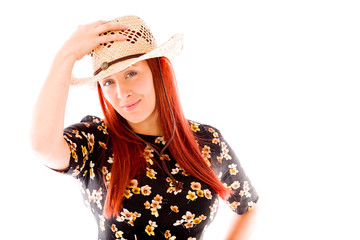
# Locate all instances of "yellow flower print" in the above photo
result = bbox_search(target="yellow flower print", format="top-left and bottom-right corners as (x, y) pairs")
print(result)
(144, 201), (151, 209)
(146, 167), (157, 179)
(87, 133), (95, 153)
(82, 146), (88, 157)
(107, 156), (114, 164)
(141, 185), (152, 196)
(98, 141), (107, 149)
(192, 217), (202, 224)
(154, 194), (163, 203)
(146, 158), (154, 165)
(151, 209), (159, 217)
(173, 220), (184, 226)
(97, 124), (108, 135)
(230, 181), (241, 190)
(111, 224), (118, 232)
(89, 161), (95, 180)
(145, 220), (157, 236)
(239, 181), (252, 198)
(188, 238), (196, 240)
(165, 230), (177, 239)
(190, 122), (200, 132)
(99, 215), (105, 231)
(89, 169), (94, 180)
(248, 201), (256, 211)
(161, 154), (171, 161)
(182, 211), (195, 222)
(212, 138), (220, 144)
(151, 200), (161, 210)
(228, 163), (239, 175)
(170, 205), (179, 213)
(202, 145), (210, 154)
(102, 166), (108, 174)
(166, 177), (175, 186)
(199, 214), (207, 220)
(143, 145), (155, 164)
(118, 209), (141, 227)
(128, 179), (138, 188)
(121, 208), (133, 221)
(201, 145), (211, 166)
(132, 187), (140, 194)
(190, 182), (201, 191)
(228, 201), (241, 211)
(186, 191), (198, 201)
(71, 165), (80, 176)
(72, 129), (82, 138)
(71, 150), (78, 162)
(145, 195), (163, 217)
(166, 179), (182, 195)
(133, 211), (141, 220)
(197, 190), (204, 197)
(155, 136), (166, 145)
(86, 188), (103, 210)
(164, 230), (171, 238)
(143, 145), (154, 159)
(84, 123), (90, 127)
(171, 168), (179, 174)
(203, 189), (212, 199)
(124, 189), (133, 199)
(115, 230), (123, 238)
(105, 172), (111, 182)
(209, 199), (219, 220)
(145, 225), (155, 236)
(173, 211), (204, 229)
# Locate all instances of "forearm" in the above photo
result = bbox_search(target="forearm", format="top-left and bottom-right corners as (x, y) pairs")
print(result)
(30, 50), (75, 155)
(225, 204), (259, 240)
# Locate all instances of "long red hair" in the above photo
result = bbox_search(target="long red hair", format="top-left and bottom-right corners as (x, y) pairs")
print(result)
(97, 57), (229, 218)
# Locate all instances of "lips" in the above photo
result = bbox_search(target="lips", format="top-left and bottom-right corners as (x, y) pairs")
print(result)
(122, 99), (141, 111)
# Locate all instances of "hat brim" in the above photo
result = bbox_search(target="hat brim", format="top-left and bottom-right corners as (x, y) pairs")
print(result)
(70, 33), (184, 88)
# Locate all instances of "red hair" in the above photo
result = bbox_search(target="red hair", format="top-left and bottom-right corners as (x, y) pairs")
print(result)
(97, 57), (229, 218)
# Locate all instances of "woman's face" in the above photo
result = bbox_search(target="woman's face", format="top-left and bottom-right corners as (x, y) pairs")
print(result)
(99, 60), (158, 129)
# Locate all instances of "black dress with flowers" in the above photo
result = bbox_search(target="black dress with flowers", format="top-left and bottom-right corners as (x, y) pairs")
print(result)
(57, 115), (258, 240)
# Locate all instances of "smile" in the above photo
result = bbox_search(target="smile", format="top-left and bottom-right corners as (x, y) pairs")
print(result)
(122, 99), (141, 111)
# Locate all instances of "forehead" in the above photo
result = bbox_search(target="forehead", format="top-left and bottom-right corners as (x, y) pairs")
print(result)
(101, 60), (148, 80)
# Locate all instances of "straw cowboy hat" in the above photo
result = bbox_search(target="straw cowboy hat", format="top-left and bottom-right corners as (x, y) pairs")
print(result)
(71, 15), (184, 87)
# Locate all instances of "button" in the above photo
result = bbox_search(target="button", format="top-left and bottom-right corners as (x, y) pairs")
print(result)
(101, 62), (109, 71)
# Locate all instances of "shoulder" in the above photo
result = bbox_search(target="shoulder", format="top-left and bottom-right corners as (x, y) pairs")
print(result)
(188, 120), (223, 145)
(64, 115), (108, 140)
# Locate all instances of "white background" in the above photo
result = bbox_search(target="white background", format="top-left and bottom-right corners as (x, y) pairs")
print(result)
(1, 0), (359, 239)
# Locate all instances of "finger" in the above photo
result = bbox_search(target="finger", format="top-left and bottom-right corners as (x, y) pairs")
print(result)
(96, 23), (128, 34)
(92, 20), (108, 27)
(98, 34), (127, 44)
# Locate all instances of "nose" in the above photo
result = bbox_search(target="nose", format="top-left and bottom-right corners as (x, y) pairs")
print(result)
(116, 82), (133, 99)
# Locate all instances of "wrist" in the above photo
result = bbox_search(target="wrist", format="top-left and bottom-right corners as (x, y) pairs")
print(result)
(56, 47), (78, 64)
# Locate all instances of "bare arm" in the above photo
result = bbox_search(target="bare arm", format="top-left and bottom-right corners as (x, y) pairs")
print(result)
(30, 20), (128, 170)
(225, 204), (259, 240)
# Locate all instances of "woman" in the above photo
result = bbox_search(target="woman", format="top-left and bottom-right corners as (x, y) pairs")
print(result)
(31, 15), (259, 240)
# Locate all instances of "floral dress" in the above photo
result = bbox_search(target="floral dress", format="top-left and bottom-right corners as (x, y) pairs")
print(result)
(56, 115), (259, 240)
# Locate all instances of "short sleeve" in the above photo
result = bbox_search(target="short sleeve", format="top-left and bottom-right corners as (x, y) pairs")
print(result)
(57, 115), (109, 179)
(195, 123), (259, 215)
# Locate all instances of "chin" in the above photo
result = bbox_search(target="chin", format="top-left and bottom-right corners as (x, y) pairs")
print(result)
(122, 114), (149, 125)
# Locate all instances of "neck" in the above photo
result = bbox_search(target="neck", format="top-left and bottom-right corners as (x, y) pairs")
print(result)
(128, 110), (163, 136)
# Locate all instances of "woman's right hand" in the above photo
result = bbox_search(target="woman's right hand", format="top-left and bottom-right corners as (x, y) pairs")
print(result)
(60, 20), (128, 61)
(31, 19), (128, 170)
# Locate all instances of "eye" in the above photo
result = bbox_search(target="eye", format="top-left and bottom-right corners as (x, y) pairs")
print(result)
(102, 79), (114, 86)
(126, 71), (137, 78)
